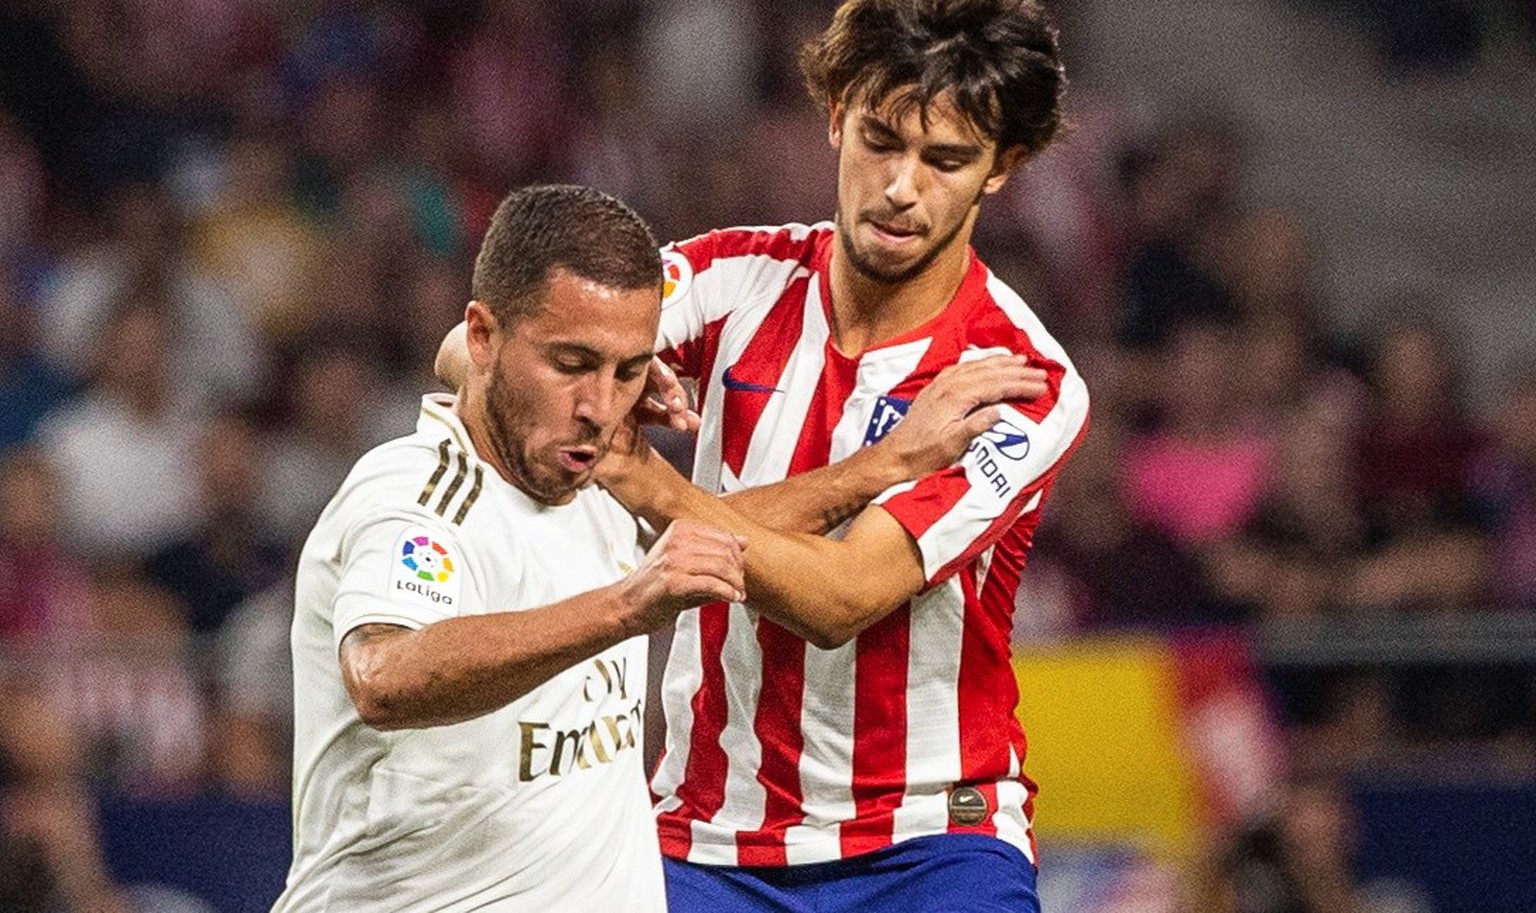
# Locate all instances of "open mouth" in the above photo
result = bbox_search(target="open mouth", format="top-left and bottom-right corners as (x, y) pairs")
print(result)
(557, 447), (599, 473)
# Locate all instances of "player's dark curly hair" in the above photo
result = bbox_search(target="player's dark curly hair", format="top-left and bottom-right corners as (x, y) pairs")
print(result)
(472, 184), (661, 326)
(801, 0), (1066, 159)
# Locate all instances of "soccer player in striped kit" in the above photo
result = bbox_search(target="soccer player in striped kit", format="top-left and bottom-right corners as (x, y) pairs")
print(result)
(602, 2), (1089, 910)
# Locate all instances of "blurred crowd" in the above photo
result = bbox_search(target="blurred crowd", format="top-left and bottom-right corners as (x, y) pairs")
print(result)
(0, 1), (1532, 911)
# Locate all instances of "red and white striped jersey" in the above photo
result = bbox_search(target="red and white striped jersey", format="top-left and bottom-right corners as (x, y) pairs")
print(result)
(652, 222), (1090, 867)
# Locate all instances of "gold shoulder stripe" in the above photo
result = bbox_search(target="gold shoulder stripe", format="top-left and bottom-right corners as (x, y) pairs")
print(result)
(420, 400), (470, 453)
(418, 439), (452, 506)
(452, 465), (484, 526)
(434, 451), (469, 517)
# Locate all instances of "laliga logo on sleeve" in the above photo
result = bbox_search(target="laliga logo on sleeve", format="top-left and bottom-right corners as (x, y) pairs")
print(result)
(401, 536), (454, 583)
(660, 249), (692, 309)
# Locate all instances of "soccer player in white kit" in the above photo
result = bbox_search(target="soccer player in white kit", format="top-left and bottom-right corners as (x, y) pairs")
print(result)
(274, 185), (747, 913)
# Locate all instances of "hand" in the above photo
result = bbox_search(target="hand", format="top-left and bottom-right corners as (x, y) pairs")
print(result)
(635, 357), (700, 432)
(596, 415), (655, 495)
(617, 520), (747, 632)
(880, 354), (1047, 478)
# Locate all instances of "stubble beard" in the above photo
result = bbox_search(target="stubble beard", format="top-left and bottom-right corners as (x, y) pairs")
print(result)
(483, 361), (565, 505)
(835, 206), (970, 286)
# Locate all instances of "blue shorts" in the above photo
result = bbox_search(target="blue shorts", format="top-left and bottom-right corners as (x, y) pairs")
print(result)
(663, 834), (1040, 913)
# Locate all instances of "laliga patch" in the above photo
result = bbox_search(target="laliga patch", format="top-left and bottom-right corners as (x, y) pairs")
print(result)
(660, 248), (693, 310)
(389, 527), (463, 609)
(863, 394), (911, 446)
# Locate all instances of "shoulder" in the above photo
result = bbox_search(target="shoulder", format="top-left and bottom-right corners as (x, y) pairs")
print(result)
(667, 222), (830, 273)
(967, 268), (1078, 372)
(328, 430), (485, 529)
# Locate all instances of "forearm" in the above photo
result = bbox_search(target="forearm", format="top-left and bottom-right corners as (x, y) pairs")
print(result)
(344, 585), (635, 730)
(720, 442), (909, 534)
(633, 464), (921, 648)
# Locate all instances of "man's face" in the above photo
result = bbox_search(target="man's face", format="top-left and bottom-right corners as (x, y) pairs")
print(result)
(471, 269), (658, 505)
(830, 89), (1020, 284)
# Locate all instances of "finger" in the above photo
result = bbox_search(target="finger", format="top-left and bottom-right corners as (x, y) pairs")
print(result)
(961, 405), (1002, 438)
(680, 574), (745, 606)
(670, 407), (702, 433)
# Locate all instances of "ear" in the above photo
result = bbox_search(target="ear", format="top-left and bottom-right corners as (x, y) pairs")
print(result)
(827, 98), (845, 149)
(981, 145), (1030, 196)
(464, 300), (498, 371)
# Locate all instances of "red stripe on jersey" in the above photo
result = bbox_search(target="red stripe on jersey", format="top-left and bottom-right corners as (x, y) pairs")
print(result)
(879, 464), (972, 546)
(740, 619), (805, 868)
(680, 225), (818, 274)
(840, 603), (912, 858)
(966, 297), (1066, 422)
(738, 335), (862, 864)
(716, 278), (810, 479)
(657, 602), (732, 858)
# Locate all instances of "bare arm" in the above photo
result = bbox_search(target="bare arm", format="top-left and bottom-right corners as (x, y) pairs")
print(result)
(338, 520), (744, 730)
(603, 438), (924, 648)
(654, 355), (1048, 534)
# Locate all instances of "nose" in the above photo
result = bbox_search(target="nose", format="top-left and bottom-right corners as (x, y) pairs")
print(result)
(574, 373), (620, 429)
(884, 155), (921, 210)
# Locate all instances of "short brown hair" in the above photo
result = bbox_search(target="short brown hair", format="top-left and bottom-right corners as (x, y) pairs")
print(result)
(801, 0), (1066, 158)
(472, 184), (661, 326)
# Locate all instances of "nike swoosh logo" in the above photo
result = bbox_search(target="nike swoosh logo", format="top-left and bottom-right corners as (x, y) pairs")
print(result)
(721, 365), (781, 394)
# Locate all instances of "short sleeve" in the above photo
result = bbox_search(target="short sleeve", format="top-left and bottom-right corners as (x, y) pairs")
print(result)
(875, 363), (1090, 587)
(656, 225), (826, 380)
(332, 515), (478, 649)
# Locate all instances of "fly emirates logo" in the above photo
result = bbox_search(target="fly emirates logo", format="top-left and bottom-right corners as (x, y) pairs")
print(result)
(516, 655), (643, 782)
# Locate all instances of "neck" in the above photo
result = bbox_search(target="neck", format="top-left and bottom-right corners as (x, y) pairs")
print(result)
(827, 220), (975, 356)
(454, 386), (514, 485)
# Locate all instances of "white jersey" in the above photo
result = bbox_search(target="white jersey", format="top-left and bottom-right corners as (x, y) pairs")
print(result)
(275, 394), (664, 913)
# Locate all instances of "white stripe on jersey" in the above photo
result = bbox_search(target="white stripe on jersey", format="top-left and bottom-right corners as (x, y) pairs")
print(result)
(657, 224), (823, 356)
(787, 637), (858, 865)
(827, 338), (932, 463)
(693, 287), (791, 495)
(696, 604), (769, 858)
(737, 273), (825, 488)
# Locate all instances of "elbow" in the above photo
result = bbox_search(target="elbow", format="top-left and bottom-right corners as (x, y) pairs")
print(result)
(350, 686), (409, 731)
(343, 668), (418, 731)
(770, 594), (880, 651)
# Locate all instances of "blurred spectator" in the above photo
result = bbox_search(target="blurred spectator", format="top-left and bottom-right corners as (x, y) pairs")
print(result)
(212, 578), (294, 798)
(190, 133), (324, 343)
(0, 275), (75, 452)
(1219, 778), (1430, 913)
(0, 449), (91, 645)
(142, 413), (288, 637)
(1117, 118), (1245, 350)
(1205, 389), (1368, 618)
(0, 107), (46, 266)
(1470, 357), (1536, 611)
(0, 683), (130, 913)
(260, 345), (413, 541)
(36, 182), (263, 400)
(35, 302), (203, 563)
(1122, 319), (1277, 548)
(449, 1), (571, 184)
(1344, 306), (1488, 613)
(1028, 416), (1224, 632)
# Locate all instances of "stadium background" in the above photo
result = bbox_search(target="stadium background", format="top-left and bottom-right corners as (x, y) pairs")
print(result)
(0, 1), (1533, 910)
